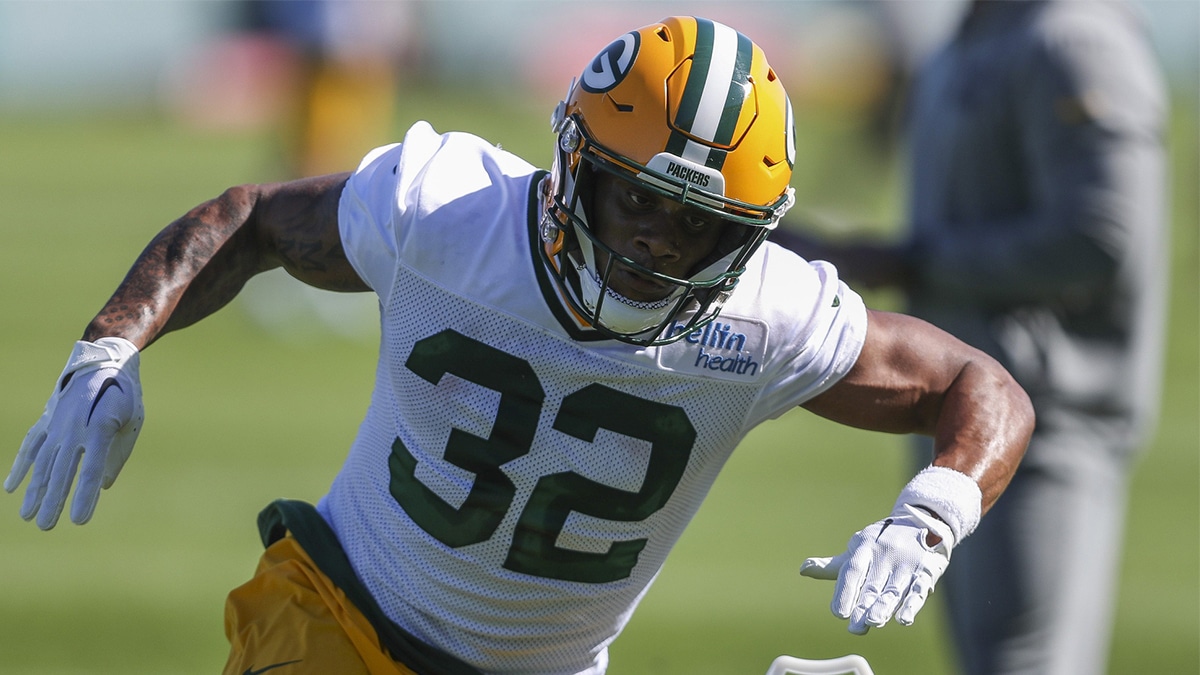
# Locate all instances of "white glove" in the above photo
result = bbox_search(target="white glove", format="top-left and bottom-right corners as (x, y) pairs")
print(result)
(6, 337), (144, 529)
(800, 504), (954, 634)
(800, 465), (982, 634)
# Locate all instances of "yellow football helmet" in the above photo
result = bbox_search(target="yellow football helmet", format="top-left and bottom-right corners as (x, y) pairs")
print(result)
(540, 16), (796, 346)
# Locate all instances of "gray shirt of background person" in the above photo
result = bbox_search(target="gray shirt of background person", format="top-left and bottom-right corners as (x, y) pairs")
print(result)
(903, 0), (1168, 457)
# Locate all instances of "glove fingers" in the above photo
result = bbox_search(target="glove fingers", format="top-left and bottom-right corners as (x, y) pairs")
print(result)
(799, 555), (843, 581)
(831, 547), (874, 619)
(865, 587), (904, 628)
(78, 379), (140, 492)
(6, 424), (48, 493)
(72, 439), (111, 525)
(848, 562), (894, 631)
(18, 441), (59, 521)
(37, 445), (84, 530)
(12, 340), (143, 528)
(847, 606), (872, 635)
(101, 423), (141, 489)
(896, 574), (934, 625)
(817, 510), (953, 633)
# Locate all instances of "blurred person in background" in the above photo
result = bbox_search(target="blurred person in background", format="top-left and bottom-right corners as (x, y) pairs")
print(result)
(210, 1), (419, 340)
(237, 0), (416, 177)
(6, 15), (1036, 675)
(773, 1), (1168, 674)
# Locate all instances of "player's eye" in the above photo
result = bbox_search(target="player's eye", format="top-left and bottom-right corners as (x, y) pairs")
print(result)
(682, 214), (714, 233)
(625, 189), (654, 209)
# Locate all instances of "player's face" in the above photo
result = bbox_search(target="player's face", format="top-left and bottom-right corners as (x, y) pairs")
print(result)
(589, 171), (728, 303)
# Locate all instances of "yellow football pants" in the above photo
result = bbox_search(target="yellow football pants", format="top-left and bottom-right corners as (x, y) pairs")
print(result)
(222, 533), (417, 675)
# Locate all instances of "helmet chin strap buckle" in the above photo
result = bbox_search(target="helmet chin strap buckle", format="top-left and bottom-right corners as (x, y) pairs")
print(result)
(558, 119), (582, 153)
(539, 212), (561, 244)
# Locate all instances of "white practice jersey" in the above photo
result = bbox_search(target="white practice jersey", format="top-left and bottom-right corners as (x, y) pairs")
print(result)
(319, 121), (868, 674)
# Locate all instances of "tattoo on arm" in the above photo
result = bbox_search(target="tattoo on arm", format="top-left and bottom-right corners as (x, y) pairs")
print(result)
(260, 173), (367, 292)
(274, 232), (363, 292)
(82, 173), (365, 348)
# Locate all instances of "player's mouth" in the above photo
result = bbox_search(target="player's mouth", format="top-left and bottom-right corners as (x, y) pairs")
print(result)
(611, 266), (673, 302)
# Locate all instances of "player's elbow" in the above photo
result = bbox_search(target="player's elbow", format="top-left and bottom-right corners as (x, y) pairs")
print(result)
(974, 353), (1036, 456)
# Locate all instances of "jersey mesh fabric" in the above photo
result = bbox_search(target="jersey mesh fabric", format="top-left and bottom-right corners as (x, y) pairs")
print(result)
(321, 122), (868, 673)
(324, 265), (763, 673)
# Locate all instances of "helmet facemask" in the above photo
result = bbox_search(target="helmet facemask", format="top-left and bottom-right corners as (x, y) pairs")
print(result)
(540, 113), (790, 346)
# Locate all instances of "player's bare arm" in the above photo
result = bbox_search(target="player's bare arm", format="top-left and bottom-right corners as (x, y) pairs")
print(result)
(83, 172), (363, 349)
(803, 309), (1033, 513)
(7, 172), (365, 528)
(797, 308), (1033, 634)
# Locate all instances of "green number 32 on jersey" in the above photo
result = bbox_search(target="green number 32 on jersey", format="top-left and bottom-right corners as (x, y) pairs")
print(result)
(389, 329), (696, 584)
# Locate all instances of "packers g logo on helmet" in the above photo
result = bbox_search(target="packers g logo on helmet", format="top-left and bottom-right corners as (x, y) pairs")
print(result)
(581, 32), (639, 94)
(540, 16), (796, 347)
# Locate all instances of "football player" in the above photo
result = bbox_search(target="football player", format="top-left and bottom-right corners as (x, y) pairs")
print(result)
(7, 16), (1033, 675)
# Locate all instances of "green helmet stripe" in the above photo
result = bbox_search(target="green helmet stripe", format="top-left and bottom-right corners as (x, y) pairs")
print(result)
(669, 18), (713, 142)
(666, 18), (754, 172)
(714, 31), (754, 146)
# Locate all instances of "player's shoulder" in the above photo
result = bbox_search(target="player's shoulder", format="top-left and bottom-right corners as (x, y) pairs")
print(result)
(401, 120), (539, 180)
(726, 241), (862, 339)
(349, 121), (538, 198)
(344, 121), (541, 233)
(747, 240), (835, 304)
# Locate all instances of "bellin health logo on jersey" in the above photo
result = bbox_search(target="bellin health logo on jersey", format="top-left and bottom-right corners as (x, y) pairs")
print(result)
(657, 318), (767, 382)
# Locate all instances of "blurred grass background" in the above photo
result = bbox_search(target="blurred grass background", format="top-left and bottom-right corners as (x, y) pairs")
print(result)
(0, 58), (1196, 675)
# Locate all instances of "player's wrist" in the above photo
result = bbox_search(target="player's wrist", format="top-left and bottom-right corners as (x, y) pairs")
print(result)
(893, 465), (981, 546)
(65, 337), (139, 371)
(89, 336), (139, 358)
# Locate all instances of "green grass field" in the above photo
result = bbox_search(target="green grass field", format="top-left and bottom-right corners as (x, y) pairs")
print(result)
(0, 90), (1195, 674)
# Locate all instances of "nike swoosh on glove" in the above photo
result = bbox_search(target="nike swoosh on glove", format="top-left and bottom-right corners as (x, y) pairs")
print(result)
(800, 504), (954, 634)
(6, 337), (144, 529)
